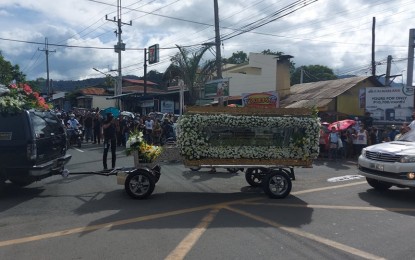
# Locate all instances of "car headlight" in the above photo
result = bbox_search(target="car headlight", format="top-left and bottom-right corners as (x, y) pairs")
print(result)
(400, 155), (415, 163)
(361, 148), (367, 158)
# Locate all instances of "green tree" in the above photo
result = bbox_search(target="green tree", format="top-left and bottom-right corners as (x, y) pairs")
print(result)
(0, 54), (26, 85)
(291, 65), (337, 85)
(224, 51), (248, 64)
(164, 45), (213, 104)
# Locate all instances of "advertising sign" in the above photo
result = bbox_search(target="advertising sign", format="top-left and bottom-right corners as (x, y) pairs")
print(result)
(365, 87), (413, 121)
(148, 44), (159, 64)
(161, 100), (174, 114)
(241, 91), (279, 108)
(204, 78), (229, 98)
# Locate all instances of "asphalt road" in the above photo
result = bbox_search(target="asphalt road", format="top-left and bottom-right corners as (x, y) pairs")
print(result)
(1, 142), (415, 260)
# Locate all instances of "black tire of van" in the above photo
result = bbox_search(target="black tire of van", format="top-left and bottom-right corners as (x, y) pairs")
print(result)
(9, 178), (34, 187)
(366, 177), (392, 191)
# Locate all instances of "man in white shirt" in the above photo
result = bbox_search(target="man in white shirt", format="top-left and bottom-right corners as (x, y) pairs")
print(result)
(144, 116), (154, 143)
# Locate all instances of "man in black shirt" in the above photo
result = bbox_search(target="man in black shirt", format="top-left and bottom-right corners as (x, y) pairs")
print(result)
(102, 113), (117, 170)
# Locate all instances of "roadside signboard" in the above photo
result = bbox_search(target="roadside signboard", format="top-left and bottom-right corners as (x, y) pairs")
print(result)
(204, 78), (229, 98)
(365, 87), (413, 121)
(241, 91), (279, 108)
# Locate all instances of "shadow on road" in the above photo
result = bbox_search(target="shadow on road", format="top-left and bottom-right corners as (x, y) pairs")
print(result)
(71, 190), (313, 237)
(358, 188), (415, 217)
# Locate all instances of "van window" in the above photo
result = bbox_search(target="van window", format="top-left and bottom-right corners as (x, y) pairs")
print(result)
(0, 113), (26, 140)
(30, 111), (64, 138)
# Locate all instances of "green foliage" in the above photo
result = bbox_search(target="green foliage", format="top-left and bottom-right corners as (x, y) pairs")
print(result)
(167, 45), (213, 104)
(291, 65), (337, 85)
(0, 54), (26, 85)
(224, 51), (248, 64)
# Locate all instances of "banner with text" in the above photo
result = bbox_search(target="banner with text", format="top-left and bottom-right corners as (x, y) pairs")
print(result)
(365, 87), (413, 121)
(241, 91), (279, 108)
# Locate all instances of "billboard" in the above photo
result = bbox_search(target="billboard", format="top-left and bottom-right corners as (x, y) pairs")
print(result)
(148, 44), (159, 64)
(365, 87), (413, 121)
(204, 78), (229, 98)
(241, 91), (279, 108)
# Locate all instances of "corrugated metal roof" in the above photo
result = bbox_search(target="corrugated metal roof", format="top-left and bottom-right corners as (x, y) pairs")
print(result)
(280, 76), (382, 108)
(123, 85), (166, 94)
(80, 87), (107, 95)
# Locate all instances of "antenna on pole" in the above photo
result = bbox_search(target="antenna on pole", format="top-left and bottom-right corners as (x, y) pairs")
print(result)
(38, 37), (55, 99)
(105, 0), (132, 109)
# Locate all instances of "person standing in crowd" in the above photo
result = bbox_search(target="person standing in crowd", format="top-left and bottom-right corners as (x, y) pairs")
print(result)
(407, 111), (415, 131)
(102, 113), (117, 170)
(93, 112), (102, 144)
(152, 120), (162, 145)
(83, 111), (93, 143)
(395, 125), (408, 140)
(353, 126), (368, 158)
(144, 116), (154, 144)
(368, 126), (380, 145)
(328, 126), (339, 161)
(362, 112), (373, 129)
(388, 125), (399, 142)
(319, 123), (329, 158)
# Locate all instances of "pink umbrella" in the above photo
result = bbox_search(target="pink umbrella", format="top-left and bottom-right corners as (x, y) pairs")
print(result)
(328, 119), (356, 131)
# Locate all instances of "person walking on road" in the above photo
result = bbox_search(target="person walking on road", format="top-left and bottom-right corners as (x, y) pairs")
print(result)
(102, 113), (117, 170)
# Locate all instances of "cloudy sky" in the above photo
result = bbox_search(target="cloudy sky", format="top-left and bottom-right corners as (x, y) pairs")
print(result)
(0, 0), (413, 85)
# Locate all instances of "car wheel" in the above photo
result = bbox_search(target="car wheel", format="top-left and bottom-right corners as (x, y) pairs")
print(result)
(245, 168), (267, 187)
(9, 179), (34, 187)
(262, 170), (292, 199)
(124, 171), (155, 199)
(366, 177), (392, 191)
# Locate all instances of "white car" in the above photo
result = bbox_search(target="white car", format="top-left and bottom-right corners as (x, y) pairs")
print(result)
(358, 130), (415, 190)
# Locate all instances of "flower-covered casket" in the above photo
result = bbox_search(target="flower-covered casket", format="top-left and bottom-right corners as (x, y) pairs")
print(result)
(177, 107), (320, 167)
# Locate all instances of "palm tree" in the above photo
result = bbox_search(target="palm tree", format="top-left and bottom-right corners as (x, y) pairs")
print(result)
(163, 45), (216, 105)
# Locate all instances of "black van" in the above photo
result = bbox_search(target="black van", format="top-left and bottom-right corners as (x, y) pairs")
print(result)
(0, 110), (71, 187)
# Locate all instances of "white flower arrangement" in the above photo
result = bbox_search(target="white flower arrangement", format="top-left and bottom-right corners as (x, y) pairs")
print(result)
(177, 113), (320, 161)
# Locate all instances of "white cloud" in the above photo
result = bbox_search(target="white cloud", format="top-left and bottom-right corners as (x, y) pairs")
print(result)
(0, 0), (413, 83)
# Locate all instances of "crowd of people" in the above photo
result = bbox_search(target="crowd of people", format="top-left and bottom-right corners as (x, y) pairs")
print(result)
(55, 108), (178, 170)
(319, 111), (414, 161)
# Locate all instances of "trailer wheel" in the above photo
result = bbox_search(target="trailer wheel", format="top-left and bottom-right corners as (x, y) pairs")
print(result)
(125, 171), (155, 199)
(263, 170), (292, 199)
(245, 168), (267, 187)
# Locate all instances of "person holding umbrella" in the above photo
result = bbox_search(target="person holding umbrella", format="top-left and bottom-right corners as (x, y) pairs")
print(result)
(328, 126), (340, 161)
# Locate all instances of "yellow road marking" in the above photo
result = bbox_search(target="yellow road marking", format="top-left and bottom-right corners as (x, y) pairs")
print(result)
(0, 181), (366, 247)
(241, 202), (415, 212)
(291, 181), (367, 195)
(165, 208), (220, 260)
(224, 206), (385, 260)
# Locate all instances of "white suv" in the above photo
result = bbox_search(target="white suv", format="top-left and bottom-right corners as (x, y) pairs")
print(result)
(358, 130), (415, 190)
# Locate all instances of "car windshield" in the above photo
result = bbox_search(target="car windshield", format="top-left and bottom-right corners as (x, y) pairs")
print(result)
(397, 129), (415, 142)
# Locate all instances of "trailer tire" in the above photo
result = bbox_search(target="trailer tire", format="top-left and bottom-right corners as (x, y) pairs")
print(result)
(125, 171), (155, 199)
(245, 168), (267, 187)
(263, 170), (292, 199)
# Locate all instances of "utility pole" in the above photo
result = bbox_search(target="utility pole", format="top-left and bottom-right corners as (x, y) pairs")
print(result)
(371, 17), (376, 76)
(407, 29), (415, 87)
(39, 38), (55, 99)
(106, 0), (131, 109)
(214, 0), (222, 80)
(385, 55), (392, 86)
(213, 0), (223, 107)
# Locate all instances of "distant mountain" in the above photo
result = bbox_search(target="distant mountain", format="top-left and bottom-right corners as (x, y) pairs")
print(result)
(47, 75), (142, 93)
